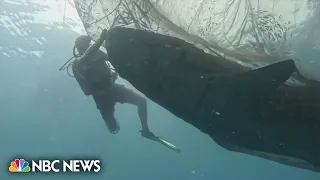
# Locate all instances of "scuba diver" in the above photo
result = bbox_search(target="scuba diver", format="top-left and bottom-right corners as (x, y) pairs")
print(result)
(71, 29), (153, 137)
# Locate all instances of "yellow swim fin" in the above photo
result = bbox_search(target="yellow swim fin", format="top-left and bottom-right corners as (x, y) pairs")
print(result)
(151, 136), (181, 153)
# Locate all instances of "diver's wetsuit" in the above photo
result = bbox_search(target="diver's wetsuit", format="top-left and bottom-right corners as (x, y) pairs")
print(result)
(92, 83), (144, 121)
(72, 49), (145, 132)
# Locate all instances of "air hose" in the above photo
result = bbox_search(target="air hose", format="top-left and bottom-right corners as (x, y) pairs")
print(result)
(59, 46), (80, 77)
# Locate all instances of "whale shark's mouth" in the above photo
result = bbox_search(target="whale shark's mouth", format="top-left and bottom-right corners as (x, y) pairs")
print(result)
(74, 0), (320, 83)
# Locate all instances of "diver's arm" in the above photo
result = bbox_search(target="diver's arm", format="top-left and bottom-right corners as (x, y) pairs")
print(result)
(82, 37), (105, 61)
(81, 29), (108, 62)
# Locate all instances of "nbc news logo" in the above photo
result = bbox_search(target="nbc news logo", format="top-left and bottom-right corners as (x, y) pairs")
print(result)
(9, 158), (101, 173)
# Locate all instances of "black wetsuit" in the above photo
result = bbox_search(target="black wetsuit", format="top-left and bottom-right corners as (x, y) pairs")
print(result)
(72, 50), (141, 119)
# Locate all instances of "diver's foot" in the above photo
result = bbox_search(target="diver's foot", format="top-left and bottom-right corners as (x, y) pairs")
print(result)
(140, 129), (155, 138)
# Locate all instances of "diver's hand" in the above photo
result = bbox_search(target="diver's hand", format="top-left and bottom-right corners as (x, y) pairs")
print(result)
(140, 129), (155, 139)
(111, 72), (119, 81)
(100, 29), (108, 39)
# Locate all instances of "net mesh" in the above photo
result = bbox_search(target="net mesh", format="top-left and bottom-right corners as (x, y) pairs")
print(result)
(73, 0), (320, 84)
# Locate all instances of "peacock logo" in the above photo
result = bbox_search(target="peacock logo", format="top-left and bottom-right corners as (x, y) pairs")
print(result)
(9, 159), (31, 172)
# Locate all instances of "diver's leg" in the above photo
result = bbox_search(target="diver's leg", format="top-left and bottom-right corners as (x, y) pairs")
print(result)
(92, 95), (120, 134)
(114, 84), (149, 131)
(99, 106), (120, 134)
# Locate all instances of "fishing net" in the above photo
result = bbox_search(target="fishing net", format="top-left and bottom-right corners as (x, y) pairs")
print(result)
(73, 0), (320, 84)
